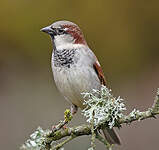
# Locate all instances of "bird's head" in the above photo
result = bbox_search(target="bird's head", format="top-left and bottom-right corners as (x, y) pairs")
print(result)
(41, 20), (87, 47)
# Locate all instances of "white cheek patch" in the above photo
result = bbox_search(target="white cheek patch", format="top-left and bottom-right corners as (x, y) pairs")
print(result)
(54, 35), (65, 47)
(54, 34), (75, 48)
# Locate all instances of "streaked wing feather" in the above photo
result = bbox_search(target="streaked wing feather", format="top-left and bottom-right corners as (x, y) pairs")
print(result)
(93, 60), (106, 85)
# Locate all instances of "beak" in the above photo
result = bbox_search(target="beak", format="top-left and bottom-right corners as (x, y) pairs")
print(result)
(40, 26), (54, 35)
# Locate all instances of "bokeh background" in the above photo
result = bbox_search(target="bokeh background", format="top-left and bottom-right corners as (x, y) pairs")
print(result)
(1, 0), (159, 150)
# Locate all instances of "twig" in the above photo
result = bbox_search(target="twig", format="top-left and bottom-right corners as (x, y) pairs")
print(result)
(152, 88), (159, 112)
(52, 134), (76, 150)
(90, 110), (96, 150)
(96, 133), (113, 150)
(119, 108), (159, 124)
(49, 124), (91, 141)
(52, 109), (72, 133)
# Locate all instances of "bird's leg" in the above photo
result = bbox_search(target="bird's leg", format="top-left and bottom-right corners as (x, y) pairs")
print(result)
(71, 104), (78, 115)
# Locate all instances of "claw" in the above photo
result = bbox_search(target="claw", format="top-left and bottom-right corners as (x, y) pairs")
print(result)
(52, 125), (56, 131)
(62, 124), (67, 129)
(71, 104), (78, 115)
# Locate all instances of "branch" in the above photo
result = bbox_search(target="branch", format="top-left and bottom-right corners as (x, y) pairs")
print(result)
(119, 88), (159, 124)
(89, 110), (96, 150)
(51, 134), (77, 150)
(21, 88), (159, 150)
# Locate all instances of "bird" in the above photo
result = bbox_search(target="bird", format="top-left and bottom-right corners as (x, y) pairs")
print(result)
(41, 20), (121, 145)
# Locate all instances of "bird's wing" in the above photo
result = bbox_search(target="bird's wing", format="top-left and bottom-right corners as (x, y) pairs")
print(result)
(93, 59), (121, 145)
(93, 60), (106, 86)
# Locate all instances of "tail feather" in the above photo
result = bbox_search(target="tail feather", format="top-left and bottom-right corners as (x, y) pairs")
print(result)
(102, 128), (121, 145)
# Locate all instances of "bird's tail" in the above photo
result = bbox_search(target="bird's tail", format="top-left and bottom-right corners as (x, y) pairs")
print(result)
(102, 128), (121, 145)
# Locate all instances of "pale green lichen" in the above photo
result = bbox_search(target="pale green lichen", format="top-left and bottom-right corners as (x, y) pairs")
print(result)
(20, 127), (51, 150)
(129, 109), (141, 118)
(88, 147), (94, 150)
(82, 86), (126, 128)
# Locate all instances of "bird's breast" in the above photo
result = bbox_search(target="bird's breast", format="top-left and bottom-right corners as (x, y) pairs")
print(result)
(52, 55), (100, 108)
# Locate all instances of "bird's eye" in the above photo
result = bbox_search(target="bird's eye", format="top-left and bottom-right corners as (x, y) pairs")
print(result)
(51, 26), (55, 30)
(58, 29), (64, 34)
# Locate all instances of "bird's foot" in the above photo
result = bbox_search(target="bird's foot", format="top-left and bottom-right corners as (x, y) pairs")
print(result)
(52, 125), (56, 131)
(71, 104), (78, 115)
(52, 124), (67, 131)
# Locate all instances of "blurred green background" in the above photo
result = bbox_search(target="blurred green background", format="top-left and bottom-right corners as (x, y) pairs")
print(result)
(0, 0), (159, 150)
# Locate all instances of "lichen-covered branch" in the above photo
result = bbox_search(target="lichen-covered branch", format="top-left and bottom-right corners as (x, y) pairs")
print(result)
(89, 110), (96, 150)
(119, 89), (159, 124)
(21, 88), (159, 150)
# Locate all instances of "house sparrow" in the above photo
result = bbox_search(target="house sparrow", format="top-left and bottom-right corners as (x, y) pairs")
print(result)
(41, 20), (121, 145)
